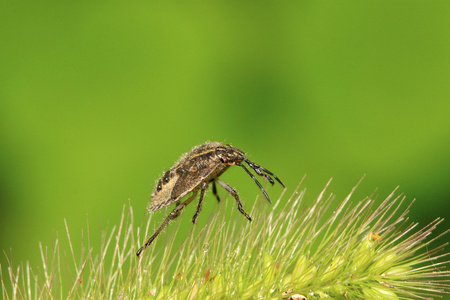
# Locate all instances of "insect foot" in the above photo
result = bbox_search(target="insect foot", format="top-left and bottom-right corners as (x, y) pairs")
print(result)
(136, 141), (284, 257)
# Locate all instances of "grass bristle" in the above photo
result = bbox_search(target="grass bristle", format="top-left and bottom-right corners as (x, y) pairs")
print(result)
(1, 178), (450, 299)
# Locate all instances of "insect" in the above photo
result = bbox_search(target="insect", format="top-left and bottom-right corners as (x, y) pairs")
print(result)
(136, 141), (284, 257)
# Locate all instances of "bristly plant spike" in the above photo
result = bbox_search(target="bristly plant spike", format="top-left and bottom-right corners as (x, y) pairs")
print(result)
(2, 178), (450, 299)
(136, 141), (285, 257)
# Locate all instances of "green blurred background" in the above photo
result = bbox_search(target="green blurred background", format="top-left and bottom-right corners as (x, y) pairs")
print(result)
(1, 0), (449, 293)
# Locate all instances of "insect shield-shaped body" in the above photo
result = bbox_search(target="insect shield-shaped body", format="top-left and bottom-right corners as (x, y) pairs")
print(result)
(136, 141), (284, 257)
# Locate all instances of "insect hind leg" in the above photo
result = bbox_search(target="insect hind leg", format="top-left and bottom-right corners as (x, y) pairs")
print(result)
(215, 179), (252, 222)
(137, 190), (198, 257)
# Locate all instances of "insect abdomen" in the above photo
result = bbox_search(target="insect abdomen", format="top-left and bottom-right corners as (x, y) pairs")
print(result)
(149, 169), (178, 211)
(149, 142), (225, 212)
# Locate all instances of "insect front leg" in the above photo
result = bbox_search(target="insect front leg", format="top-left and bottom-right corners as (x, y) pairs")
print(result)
(215, 179), (252, 222)
(192, 182), (208, 224)
(136, 191), (198, 257)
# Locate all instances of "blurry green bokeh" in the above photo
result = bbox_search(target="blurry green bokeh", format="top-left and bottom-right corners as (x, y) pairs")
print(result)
(1, 1), (449, 295)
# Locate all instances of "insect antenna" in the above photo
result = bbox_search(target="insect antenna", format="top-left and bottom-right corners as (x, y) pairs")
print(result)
(250, 164), (275, 185)
(235, 162), (272, 204)
(244, 158), (285, 188)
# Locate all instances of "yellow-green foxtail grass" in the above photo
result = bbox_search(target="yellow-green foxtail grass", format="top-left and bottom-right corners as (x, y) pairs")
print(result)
(1, 177), (449, 299)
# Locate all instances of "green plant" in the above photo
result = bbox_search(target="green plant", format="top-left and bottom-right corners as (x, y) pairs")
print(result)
(2, 178), (449, 299)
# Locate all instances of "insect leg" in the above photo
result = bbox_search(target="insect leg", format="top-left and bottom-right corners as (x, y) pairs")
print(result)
(211, 180), (221, 202)
(215, 179), (252, 222)
(235, 162), (272, 204)
(192, 182), (208, 224)
(136, 191), (198, 257)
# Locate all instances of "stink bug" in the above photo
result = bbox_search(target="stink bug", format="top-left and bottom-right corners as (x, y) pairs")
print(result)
(136, 141), (284, 257)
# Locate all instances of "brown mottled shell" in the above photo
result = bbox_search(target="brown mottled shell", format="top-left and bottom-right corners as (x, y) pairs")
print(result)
(148, 141), (231, 212)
